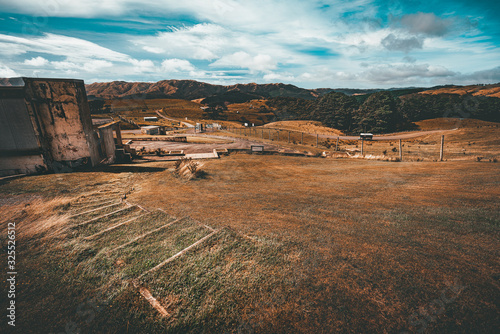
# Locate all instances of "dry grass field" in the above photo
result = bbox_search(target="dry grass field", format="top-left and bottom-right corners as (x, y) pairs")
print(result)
(220, 118), (500, 162)
(1, 151), (499, 333)
(263, 120), (344, 136)
(1, 117), (499, 333)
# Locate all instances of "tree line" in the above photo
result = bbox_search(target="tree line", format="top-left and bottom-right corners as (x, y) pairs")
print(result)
(264, 91), (500, 134)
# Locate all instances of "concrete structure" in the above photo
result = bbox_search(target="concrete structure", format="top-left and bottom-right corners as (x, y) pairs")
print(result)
(141, 125), (160, 135)
(0, 77), (130, 176)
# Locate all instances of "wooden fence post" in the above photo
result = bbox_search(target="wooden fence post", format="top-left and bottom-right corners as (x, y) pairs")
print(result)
(399, 139), (402, 161)
(440, 135), (444, 161)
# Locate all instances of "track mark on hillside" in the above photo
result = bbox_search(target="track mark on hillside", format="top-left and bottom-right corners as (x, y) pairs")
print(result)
(136, 229), (219, 280)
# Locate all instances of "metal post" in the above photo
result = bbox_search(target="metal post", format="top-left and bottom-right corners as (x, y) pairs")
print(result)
(301, 132), (303, 145)
(277, 130), (279, 141)
(261, 129), (264, 139)
(440, 135), (444, 161)
(269, 129), (271, 140)
(288, 131), (290, 143)
(316, 134), (318, 147)
(361, 138), (364, 156)
(336, 137), (339, 151)
(399, 139), (402, 161)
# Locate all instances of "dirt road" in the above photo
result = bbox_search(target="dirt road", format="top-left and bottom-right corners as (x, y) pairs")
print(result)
(321, 128), (458, 141)
(155, 110), (195, 128)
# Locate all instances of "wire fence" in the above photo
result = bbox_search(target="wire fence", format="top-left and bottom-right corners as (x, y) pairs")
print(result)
(223, 127), (498, 162)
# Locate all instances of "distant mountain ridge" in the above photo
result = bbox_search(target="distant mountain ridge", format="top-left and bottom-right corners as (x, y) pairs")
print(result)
(83, 79), (500, 102)
(85, 80), (321, 101)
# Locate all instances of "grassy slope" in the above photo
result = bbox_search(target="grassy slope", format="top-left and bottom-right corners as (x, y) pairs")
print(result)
(263, 120), (344, 136)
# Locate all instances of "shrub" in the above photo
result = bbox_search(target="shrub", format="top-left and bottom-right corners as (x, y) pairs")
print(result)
(174, 158), (205, 180)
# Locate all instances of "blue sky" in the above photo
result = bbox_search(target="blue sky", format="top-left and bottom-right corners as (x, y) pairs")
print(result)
(0, 0), (499, 89)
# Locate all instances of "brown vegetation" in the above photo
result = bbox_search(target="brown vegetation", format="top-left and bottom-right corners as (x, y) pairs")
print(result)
(419, 83), (500, 98)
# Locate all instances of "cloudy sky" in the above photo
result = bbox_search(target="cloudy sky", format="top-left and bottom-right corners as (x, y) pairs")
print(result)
(0, 0), (499, 88)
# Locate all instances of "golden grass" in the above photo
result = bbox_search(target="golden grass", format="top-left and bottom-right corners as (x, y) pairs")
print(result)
(263, 120), (344, 136)
(419, 84), (500, 98)
(0, 195), (71, 239)
(415, 117), (499, 130)
(0, 125), (498, 332)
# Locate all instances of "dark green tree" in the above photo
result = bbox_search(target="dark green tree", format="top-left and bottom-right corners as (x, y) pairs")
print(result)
(312, 92), (358, 131)
(354, 91), (399, 133)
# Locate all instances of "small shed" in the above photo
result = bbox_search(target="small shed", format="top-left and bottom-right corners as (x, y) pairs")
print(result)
(141, 125), (160, 135)
(144, 116), (158, 122)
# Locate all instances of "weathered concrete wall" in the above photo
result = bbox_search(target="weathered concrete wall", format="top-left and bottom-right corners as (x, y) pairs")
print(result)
(0, 78), (102, 176)
(23, 79), (100, 165)
(0, 86), (47, 176)
(0, 155), (45, 176)
(0, 92), (40, 152)
(98, 127), (116, 163)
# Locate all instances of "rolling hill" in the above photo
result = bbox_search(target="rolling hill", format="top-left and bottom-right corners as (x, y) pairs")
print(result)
(85, 80), (320, 101)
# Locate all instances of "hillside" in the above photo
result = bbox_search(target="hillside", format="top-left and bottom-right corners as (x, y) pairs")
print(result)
(419, 83), (500, 98)
(85, 80), (319, 101)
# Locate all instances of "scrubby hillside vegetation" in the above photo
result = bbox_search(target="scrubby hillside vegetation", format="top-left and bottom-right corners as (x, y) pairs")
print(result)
(266, 91), (500, 134)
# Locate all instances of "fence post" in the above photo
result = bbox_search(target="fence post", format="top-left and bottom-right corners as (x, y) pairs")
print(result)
(361, 138), (364, 156)
(288, 131), (290, 143)
(336, 137), (339, 151)
(399, 139), (402, 161)
(440, 135), (444, 161)
(301, 132), (303, 145)
(316, 134), (319, 147)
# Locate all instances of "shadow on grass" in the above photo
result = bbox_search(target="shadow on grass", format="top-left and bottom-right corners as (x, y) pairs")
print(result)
(93, 165), (168, 173)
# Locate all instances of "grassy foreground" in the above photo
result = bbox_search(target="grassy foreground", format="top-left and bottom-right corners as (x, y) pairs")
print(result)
(0, 155), (499, 333)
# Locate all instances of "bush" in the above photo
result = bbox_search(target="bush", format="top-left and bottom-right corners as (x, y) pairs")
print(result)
(174, 158), (205, 180)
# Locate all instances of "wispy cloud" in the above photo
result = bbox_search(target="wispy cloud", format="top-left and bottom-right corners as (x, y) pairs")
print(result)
(0, 0), (499, 88)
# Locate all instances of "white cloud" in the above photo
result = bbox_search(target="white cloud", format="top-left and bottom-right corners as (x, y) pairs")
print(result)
(361, 63), (456, 84)
(83, 60), (113, 73)
(24, 56), (49, 66)
(143, 46), (163, 54)
(0, 63), (19, 77)
(133, 24), (228, 60)
(210, 52), (277, 73)
(263, 72), (297, 82)
(129, 59), (156, 73)
(161, 59), (195, 73)
(0, 33), (130, 63)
